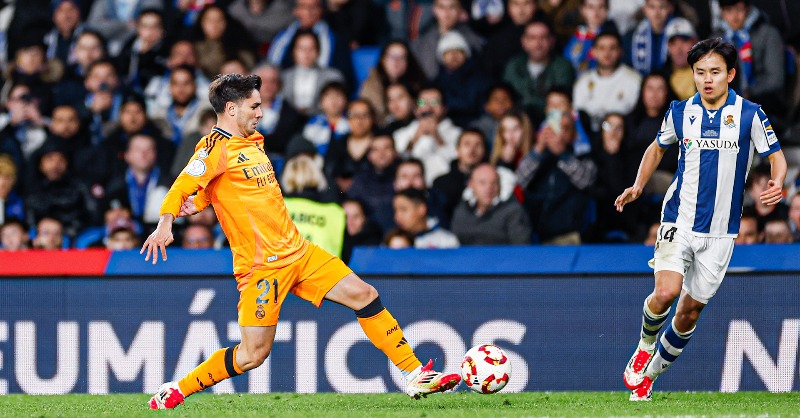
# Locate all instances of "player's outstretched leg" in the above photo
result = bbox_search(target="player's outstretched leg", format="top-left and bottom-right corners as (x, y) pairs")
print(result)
(355, 296), (461, 398)
(623, 297), (670, 390)
(149, 345), (244, 409)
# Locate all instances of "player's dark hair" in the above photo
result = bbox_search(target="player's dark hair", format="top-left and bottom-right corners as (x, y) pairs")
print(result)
(687, 38), (738, 72)
(208, 73), (261, 114)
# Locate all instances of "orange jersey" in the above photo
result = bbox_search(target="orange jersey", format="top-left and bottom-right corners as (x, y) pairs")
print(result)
(161, 127), (308, 286)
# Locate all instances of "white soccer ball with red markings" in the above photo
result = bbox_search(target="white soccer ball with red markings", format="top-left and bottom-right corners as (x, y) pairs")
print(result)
(460, 344), (512, 394)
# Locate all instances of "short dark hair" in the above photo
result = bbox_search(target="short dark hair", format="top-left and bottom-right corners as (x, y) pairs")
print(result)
(457, 128), (486, 148)
(319, 81), (348, 99)
(291, 29), (320, 54)
(394, 187), (428, 206)
(546, 85), (573, 103)
(208, 73), (261, 113)
(397, 157), (425, 178)
(687, 38), (737, 72)
(718, 0), (749, 8)
(171, 64), (197, 82)
(592, 30), (622, 48)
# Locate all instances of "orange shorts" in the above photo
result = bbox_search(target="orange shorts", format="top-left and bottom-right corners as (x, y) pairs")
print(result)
(237, 243), (352, 326)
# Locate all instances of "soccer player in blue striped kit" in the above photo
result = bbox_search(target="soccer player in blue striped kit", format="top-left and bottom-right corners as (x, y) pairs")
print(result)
(614, 37), (787, 401)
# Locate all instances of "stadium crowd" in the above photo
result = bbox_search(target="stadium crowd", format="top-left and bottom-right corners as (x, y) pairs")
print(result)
(0, 0), (799, 258)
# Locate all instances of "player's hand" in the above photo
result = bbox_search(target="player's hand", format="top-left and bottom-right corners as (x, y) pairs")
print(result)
(178, 196), (199, 217)
(760, 179), (783, 206)
(140, 224), (174, 265)
(615, 186), (642, 212)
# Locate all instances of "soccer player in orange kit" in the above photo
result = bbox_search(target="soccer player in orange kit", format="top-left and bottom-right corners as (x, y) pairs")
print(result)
(141, 74), (460, 409)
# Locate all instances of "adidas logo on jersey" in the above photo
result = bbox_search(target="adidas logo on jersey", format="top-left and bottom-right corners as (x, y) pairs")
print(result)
(237, 153), (249, 163)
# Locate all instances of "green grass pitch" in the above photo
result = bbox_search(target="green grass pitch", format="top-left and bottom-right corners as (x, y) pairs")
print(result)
(1, 392), (799, 417)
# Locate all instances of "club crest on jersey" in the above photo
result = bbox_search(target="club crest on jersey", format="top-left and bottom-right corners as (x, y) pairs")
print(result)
(197, 149), (209, 159)
(185, 159), (206, 176)
(724, 115), (736, 129)
(683, 138), (693, 149)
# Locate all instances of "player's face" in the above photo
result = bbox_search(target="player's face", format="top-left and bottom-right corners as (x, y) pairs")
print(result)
(235, 90), (263, 137)
(692, 52), (735, 107)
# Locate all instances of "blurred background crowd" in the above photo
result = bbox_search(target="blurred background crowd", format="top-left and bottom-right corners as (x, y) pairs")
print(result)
(0, 0), (799, 259)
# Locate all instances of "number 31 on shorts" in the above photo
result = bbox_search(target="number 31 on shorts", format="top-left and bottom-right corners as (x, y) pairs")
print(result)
(256, 279), (278, 304)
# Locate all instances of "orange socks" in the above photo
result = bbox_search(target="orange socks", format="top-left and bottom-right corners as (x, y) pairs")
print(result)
(356, 298), (421, 373)
(178, 345), (243, 396)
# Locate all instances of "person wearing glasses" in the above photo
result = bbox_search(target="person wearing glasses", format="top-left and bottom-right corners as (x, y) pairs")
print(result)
(392, 86), (462, 186)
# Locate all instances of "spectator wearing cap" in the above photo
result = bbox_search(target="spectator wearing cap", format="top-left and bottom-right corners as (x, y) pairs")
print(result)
(451, 163), (531, 245)
(44, 0), (86, 66)
(662, 17), (697, 100)
(0, 154), (25, 223)
(411, 0), (484, 80)
(252, 64), (306, 156)
(86, 0), (163, 56)
(622, 0), (675, 76)
(503, 20), (575, 126)
(713, 0), (785, 117)
(572, 30), (641, 133)
(433, 31), (490, 128)
(116, 8), (169, 94)
(25, 139), (98, 238)
(0, 83), (49, 178)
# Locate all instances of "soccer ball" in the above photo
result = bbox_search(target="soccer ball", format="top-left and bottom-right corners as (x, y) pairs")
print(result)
(460, 344), (512, 394)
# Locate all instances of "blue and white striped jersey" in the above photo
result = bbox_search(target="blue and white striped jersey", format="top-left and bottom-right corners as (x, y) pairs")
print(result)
(656, 89), (781, 237)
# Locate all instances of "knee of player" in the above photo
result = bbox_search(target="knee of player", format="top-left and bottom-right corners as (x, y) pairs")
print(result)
(361, 284), (379, 302)
(653, 287), (680, 306)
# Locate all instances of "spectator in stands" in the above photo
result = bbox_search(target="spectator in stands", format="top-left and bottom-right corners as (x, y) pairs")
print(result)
(44, 0), (86, 66)
(48, 104), (87, 160)
(538, 0), (582, 45)
(383, 82), (415, 133)
(746, 163), (788, 232)
(253, 64), (306, 156)
(764, 219), (793, 244)
(219, 58), (250, 76)
(542, 86), (592, 156)
(488, 110), (533, 199)
(359, 40), (428, 125)
(503, 20), (575, 125)
(481, 0), (542, 79)
(572, 31), (641, 132)
(393, 86), (462, 185)
(451, 163), (531, 245)
(106, 222), (140, 250)
(516, 109), (597, 244)
(663, 17), (697, 100)
(394, 157), (449, 227)
(32, 217), (64, 250)
(60, 30), (107, 84)
(280, 30), (346, 116)
(347, 134), (399, 233)
(144, 40), (211, 119)
(325, 99), (375, 194)
(735, 208), (760, 244)
(104, 133), (170, 225)
(116, 9), (168, 94)
(149, 65), (212, 147)
(171, 108), (217, 179)
(341, 198), (382, 262)
(623, 0), (675, 76)
(563, 0), (618, 74)
(302, 81), (350, 156)
(411, 0), (484, 80)
(433, 129), (487, 220)
(182, 224), (214, 249)
(324, 0), (385, 48)
(7, 36), (60, 111)
(190, 5), (257, 79)
(392, 187), (459, 248)
(281, 154), (339, 203)
(0, 219), (29, 251)
(76, 95), (175, 196)
(0, 155), (24, 223)
(588, 112), (631, 242)
(81, 59), (125, 145)
(227, 0), (294, 47)
(625, 72), (677, 194)
(714, 0), (786, 118)
(86, 0), (163, 56)
(266, 0), (355, 86)
(787, 193), (800, 242)
(382, 228), (414, 249)
(25, 140), (97, 238)
(643, 221), (659, 245)
(433, 31), (490, 127)
(469, 84), (515, 151)
(0, 83), (48, 175)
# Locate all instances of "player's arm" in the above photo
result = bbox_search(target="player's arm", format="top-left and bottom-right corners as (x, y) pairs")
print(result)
(761, 150), (787, 206)
(615, 106), (676, 212)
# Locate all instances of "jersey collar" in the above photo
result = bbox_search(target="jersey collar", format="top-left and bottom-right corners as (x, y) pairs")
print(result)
(691, 88), (737, 110)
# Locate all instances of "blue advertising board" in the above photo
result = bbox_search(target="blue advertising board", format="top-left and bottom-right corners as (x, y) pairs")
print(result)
(1, 273), (798, 394)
